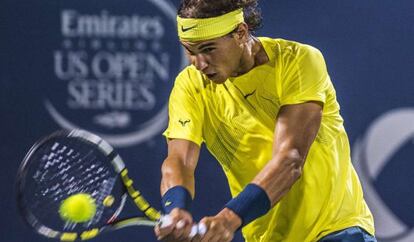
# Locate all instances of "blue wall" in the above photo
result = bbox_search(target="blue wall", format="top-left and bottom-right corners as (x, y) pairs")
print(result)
(1, 0), (413, 241)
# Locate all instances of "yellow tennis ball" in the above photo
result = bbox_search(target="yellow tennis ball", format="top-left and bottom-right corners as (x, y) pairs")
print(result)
(59, 193), (96, 223)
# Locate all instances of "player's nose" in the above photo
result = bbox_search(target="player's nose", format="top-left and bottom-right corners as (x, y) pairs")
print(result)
(192, 54), (208, 72)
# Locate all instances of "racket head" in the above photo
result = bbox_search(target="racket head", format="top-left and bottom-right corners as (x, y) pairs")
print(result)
(16, 129), (132, 240)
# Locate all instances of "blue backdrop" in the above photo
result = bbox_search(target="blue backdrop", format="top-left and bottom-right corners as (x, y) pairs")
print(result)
(1, 0), (413, 241)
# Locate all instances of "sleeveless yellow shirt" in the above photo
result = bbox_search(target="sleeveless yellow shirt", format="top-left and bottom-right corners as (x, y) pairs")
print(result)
(164, 37), (374, 241)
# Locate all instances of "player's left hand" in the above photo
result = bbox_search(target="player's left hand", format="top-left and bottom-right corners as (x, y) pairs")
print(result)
(155, 208), (194, 242)
(196, 208), (242, 242)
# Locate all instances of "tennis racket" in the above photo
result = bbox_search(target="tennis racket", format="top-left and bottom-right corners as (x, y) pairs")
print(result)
(16, 129), (201, 241)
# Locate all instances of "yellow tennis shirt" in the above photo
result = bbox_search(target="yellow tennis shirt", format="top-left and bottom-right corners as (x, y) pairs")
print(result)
(163, 37), (374, 241)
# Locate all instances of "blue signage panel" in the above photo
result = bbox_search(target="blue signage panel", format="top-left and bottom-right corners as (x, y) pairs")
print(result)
(1, 0), (413, 241)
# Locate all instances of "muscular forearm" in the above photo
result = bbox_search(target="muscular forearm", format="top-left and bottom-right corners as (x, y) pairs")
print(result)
(156, 140), (200, 240)
(252, 102), (322, 206)
(160, 156), (196, 197)
(223, 103), (321, 230)
(252, 149), (304, 206)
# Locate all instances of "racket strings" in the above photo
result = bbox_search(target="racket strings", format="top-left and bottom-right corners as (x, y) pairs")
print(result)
(33, 144), (103, 203)
(89, 177), (117, 225)
(24, 138), (121, 230)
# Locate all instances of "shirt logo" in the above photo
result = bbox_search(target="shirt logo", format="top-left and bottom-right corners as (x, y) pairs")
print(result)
(164, 201), (172, 206)
(179, 119), (191, 127)
(181, 25), (197, 32)
(244, 90), (256, 99)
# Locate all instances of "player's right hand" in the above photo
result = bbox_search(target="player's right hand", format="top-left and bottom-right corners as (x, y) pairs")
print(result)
(155, 208), (194, 242)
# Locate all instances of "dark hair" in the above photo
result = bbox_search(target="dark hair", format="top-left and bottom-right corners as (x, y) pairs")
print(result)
(178, 0), (262, 31)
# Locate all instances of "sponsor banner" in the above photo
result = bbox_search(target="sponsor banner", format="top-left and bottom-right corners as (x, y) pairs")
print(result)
(44, 0), (186, 147)
(353, 108), (414, 242)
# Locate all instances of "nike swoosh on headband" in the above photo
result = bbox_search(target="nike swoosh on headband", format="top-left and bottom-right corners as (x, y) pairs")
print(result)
(181, 25), (197, 32)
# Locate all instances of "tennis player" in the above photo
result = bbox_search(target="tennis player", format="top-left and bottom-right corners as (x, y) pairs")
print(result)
(155, 0), (376, 241)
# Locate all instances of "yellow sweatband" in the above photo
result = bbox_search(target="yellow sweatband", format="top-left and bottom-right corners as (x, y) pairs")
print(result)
(177, 8), (244, 42)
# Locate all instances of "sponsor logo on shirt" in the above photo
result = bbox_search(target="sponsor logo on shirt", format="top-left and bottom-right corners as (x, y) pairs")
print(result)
(244, 89), (256, 99)
(179, 119), (191, 127)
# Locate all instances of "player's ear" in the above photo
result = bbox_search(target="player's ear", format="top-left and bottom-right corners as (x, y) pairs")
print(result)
(234, 23), (249, 43)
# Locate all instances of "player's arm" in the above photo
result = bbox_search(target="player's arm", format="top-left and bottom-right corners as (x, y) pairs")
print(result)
(252, 101), (322, 203)
(155, 138), (201, 241)
(198, 101), (322, 242)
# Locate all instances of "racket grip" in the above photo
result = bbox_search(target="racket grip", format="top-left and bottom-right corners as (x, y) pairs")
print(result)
(189, 223), (207, 238)
(159, 215), (207, 238)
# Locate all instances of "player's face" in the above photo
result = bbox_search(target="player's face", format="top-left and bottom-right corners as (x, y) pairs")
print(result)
(181, 34), (245, 84)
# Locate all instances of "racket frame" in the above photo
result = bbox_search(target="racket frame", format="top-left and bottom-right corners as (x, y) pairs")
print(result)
(16, 130), (162, 241)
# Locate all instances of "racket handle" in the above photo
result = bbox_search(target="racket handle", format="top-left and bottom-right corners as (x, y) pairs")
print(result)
(189, 223), (207, 238)
(159, 215), (207, 238)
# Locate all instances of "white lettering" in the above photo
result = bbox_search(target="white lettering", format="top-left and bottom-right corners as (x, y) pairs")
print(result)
(146, 53), (169, 81)
(54, 51), (88, 80)
(90, 51), (169, 81)
(55, 51), (169, 81)
(91, 52), (118, 79)
(62, 10), (77, 37)
(67, 80), (156, 110)
(60, 9), (164, 39)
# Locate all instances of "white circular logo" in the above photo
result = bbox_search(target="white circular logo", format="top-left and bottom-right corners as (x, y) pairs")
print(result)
(353, 108), (414, 241)
(44, 0), (186, 147)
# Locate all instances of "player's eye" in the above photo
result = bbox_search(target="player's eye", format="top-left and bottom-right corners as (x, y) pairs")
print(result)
(201, 47), (215, 53)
